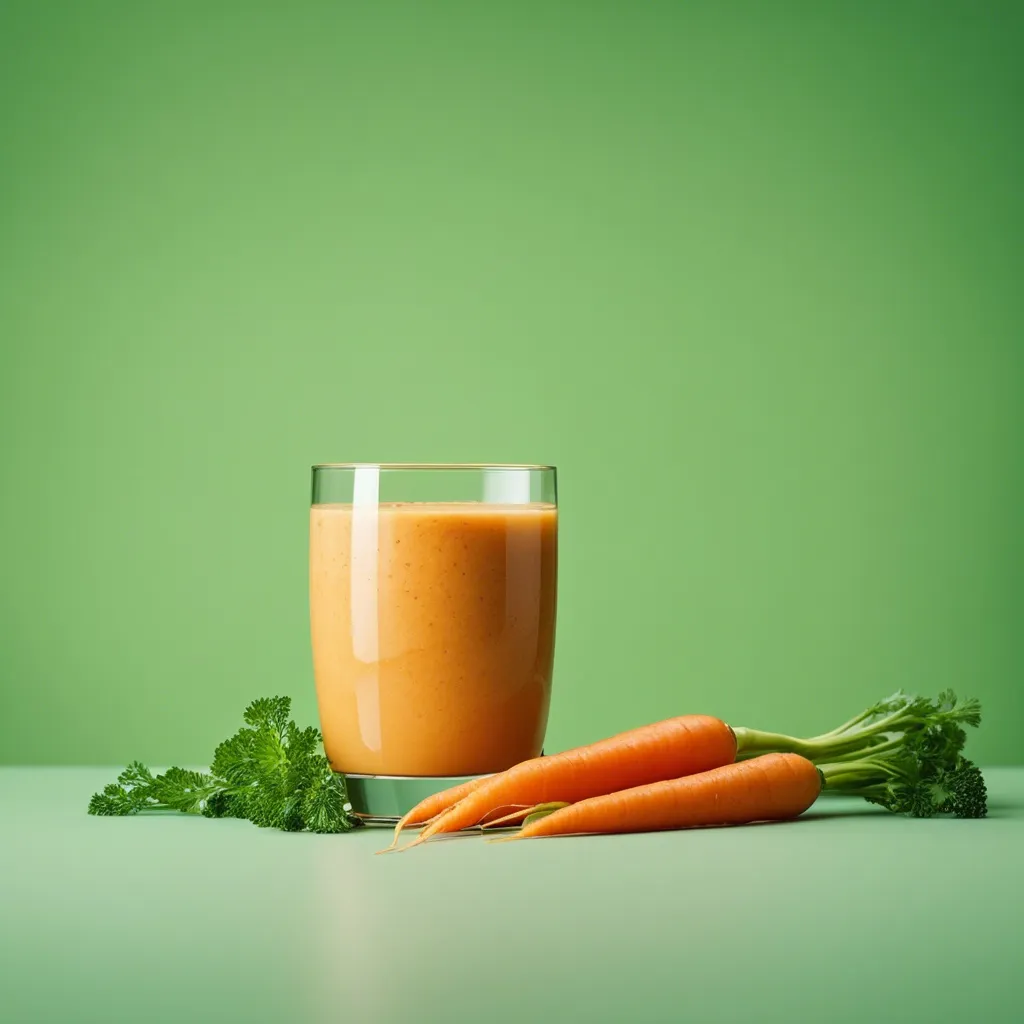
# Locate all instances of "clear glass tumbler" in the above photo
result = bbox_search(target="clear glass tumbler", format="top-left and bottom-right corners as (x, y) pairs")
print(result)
(309, 464), (558, 822)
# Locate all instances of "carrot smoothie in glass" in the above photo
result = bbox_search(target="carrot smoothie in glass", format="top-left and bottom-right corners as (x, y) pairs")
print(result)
(309, 467), (557, 779)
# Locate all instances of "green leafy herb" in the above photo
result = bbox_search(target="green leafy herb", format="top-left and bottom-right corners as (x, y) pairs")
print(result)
(87, 697), (358, 833)
(735, 689), (987, 818)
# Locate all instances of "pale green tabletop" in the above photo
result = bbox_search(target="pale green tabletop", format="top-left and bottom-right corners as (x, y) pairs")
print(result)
(2, 768), (1021, 1024)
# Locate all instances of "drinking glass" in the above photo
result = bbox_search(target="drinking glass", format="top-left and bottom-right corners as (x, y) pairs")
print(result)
(309, 464), (558, 822)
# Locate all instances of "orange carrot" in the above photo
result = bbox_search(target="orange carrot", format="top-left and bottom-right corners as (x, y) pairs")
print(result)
(399, 714), (737, 850)
(378, 776), (490, 853)
(499, 753), (822, 841)
(482, 802), (570, 830)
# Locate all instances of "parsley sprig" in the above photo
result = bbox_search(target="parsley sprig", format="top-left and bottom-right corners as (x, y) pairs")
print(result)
(87, 697), (358, 833)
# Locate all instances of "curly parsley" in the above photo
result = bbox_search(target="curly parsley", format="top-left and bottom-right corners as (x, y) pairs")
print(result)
(87, 696), (358, 833)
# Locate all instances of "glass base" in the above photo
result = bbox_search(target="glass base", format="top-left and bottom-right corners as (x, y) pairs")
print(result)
(340, 771), (493, 826)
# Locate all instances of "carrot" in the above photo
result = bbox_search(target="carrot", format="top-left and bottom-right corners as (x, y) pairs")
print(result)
(398, 714), (737, 850)
(378, 776), (490, 853)
(497, 752), (822, 841)
(482, 802), (570, 830)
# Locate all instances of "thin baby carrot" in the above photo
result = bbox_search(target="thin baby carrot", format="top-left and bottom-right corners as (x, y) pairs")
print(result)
(398, 714), (737, 850)
(481, 802), (570, 830)
(377, 776), (490, 853)
(497, 753), (822, 841)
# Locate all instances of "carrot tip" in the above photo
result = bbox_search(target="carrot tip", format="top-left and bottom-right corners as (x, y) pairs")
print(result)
(395, 834), (429, 853)
(480, 805), (537, 830)
(522, 801), (570, 826)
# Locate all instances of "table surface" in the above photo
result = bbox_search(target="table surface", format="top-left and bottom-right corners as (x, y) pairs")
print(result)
(2, 767), (1022, 1024)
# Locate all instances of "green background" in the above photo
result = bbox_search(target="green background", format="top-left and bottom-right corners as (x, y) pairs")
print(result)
(2, 1), (1022, 767)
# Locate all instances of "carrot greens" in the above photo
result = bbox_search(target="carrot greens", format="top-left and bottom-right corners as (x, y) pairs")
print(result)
(734, 689), (987, 818)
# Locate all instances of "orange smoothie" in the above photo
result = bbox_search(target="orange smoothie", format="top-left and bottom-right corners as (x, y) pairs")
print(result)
(309, 502), (557, 777)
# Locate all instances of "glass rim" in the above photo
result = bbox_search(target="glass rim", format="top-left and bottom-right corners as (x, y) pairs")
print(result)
(311, 462), (555, 472)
